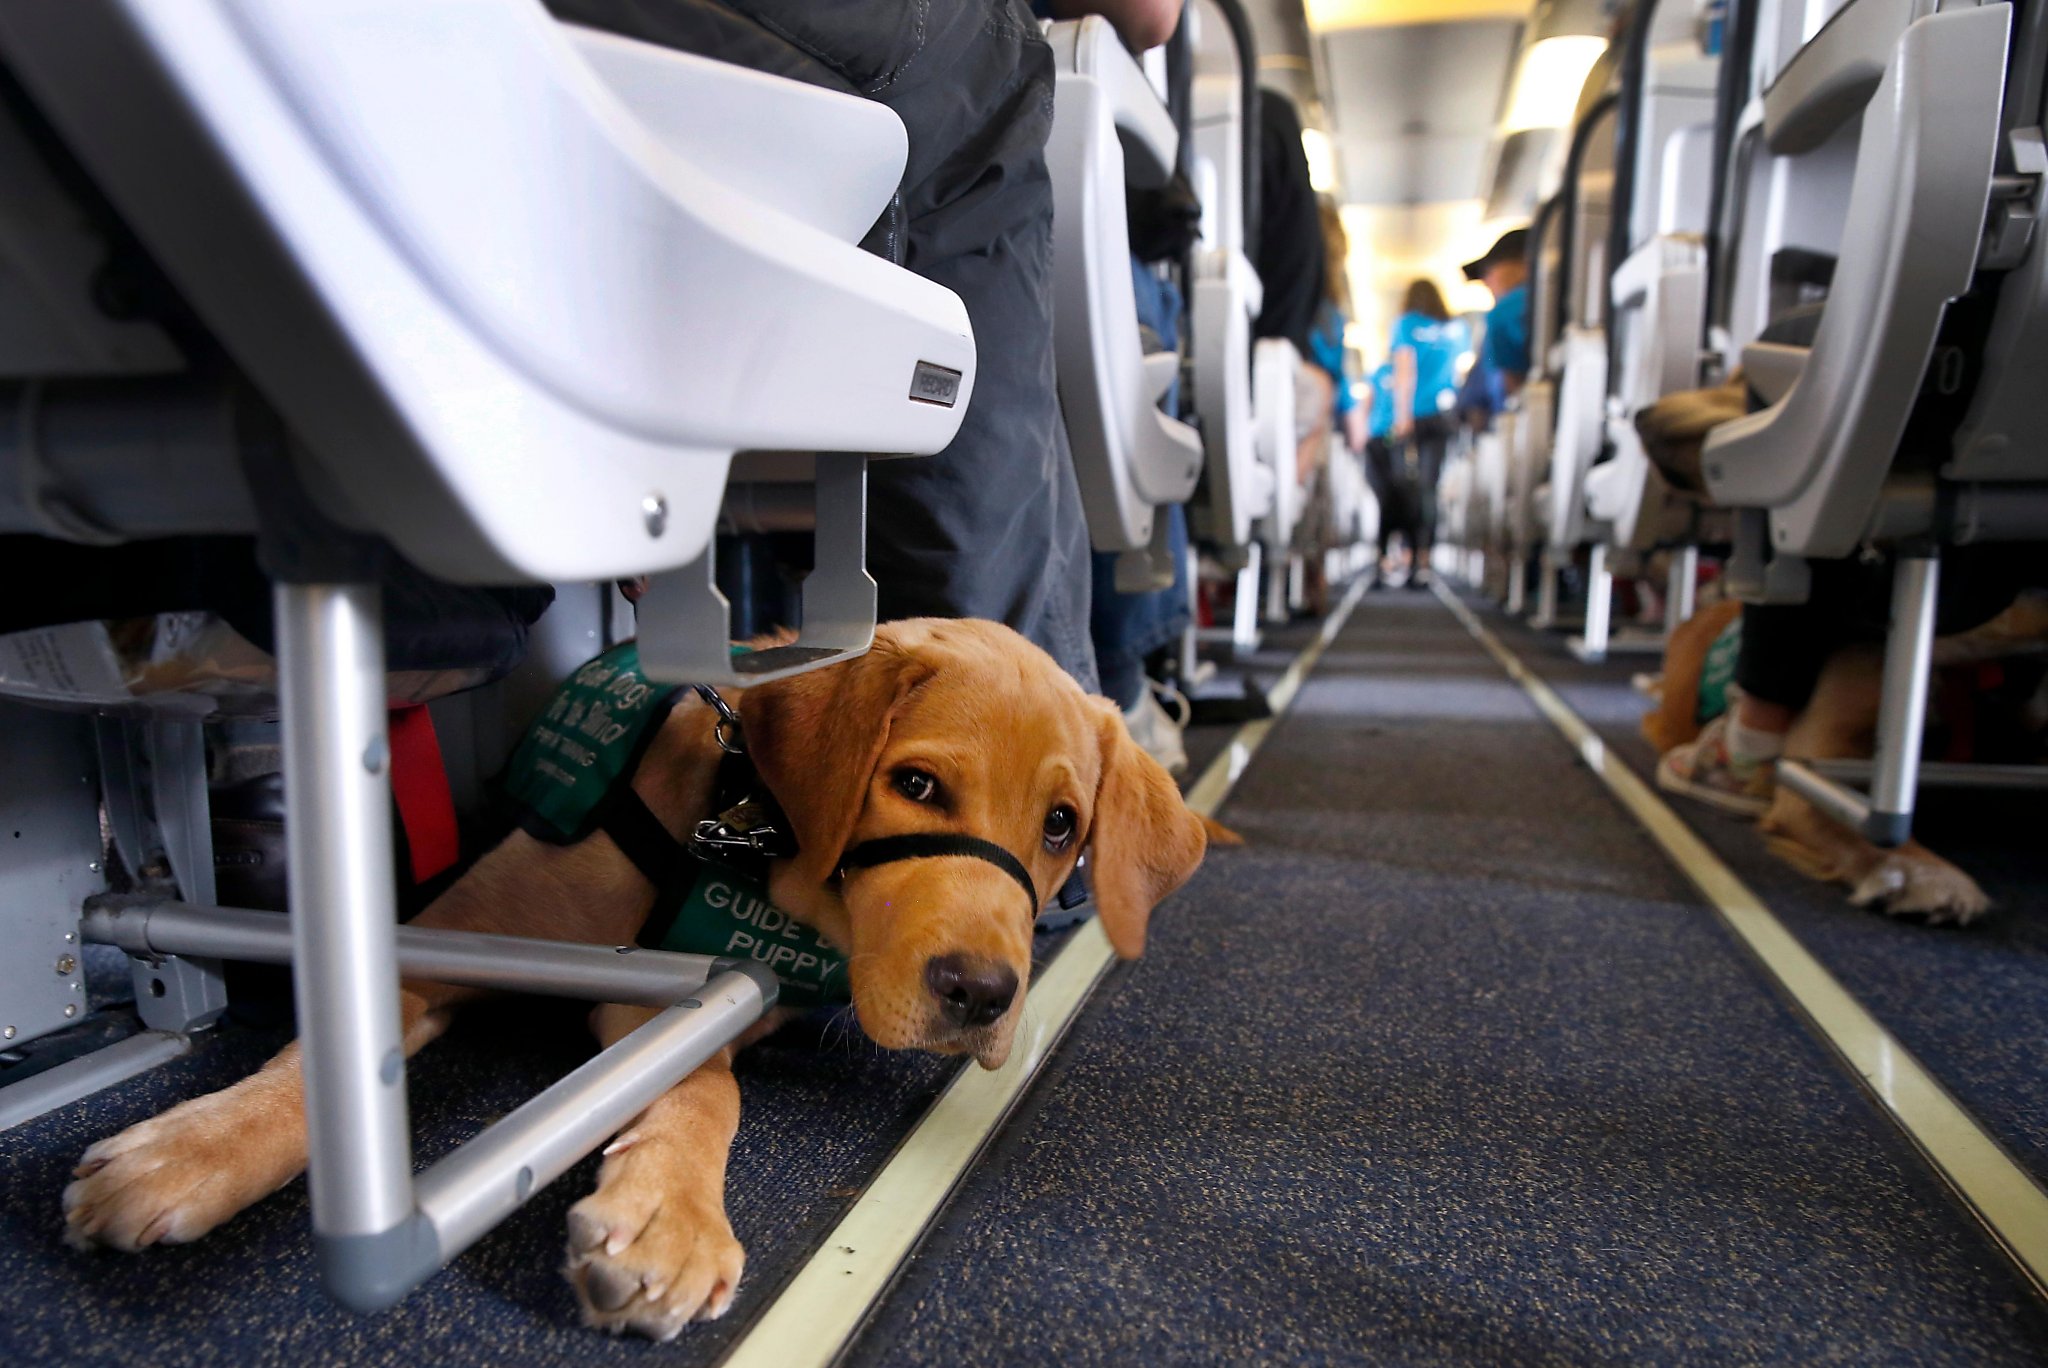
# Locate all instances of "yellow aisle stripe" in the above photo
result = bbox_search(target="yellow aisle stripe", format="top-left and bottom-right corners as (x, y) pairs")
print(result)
(720, 577), (1370, 1368)
(1435, 582), (2048, 1297)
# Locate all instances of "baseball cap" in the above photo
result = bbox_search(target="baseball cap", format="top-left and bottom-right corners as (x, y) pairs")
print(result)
(1462, 228), (1529, 281)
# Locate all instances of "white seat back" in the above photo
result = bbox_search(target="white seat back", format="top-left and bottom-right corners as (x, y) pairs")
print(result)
(1186, 0), (1272, 556)
(1595, 0), (1720, 551)
(1546, 326), (1611, 548)
(1542, 96), (1617, 554)
(1251, 338), (1301, 553)
(1045, 17), (1203, 590)
(0, 0), (974, 592)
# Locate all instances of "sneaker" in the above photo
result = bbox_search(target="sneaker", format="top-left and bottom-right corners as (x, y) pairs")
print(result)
(1123, 684), (1189, 776)
(1655, 714), (1774, 817)
(1148, 677), (1192, 728)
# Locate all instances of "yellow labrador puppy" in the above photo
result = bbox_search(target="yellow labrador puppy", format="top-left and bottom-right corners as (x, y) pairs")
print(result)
(61, 618), (1208, 1338)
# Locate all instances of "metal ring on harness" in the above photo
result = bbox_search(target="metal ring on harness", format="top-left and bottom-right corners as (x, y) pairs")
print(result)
(692, 683), (746, 755)
(836, 833), (1041, 919)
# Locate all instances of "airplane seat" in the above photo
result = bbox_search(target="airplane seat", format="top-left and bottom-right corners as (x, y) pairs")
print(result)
(1696, 0), (2045, 846)
(1045, 16), (1203, 595)
(1545, 87), (1618, 544)
(0, 0), (973, 1314)
(1186, 0), (1275, 567)
(1471, 422), (1514, 603)
(1517, 195), (1569, 625)
(1505, 381), (1555, 616)
(1703, 0), (2011, 586)
(1575, 0), (1725, 657)
(1328, 435), (1378, 578)
(1251, 336), (1302, 619)
(1588, 0), (1722, 557)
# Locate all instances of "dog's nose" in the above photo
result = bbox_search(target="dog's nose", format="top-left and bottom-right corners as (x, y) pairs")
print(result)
(924, 954), (1018, 1029)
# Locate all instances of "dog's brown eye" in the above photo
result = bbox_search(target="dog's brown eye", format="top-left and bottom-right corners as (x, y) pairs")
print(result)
(1043, 804), (1077, 852)
(894, 769), (939, 803)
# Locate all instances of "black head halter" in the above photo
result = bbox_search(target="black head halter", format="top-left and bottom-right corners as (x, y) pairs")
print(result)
(836, 833), (1040, 919)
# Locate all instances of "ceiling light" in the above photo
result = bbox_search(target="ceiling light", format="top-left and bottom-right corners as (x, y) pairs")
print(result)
(1304, 0), (1530, 30)
(1300, 127), (1338, 194)
(1499, 35), (1607, 134)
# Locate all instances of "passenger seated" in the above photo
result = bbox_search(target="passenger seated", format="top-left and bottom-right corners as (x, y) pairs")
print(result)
(1290, 200), (1365, 617)
(1092, 257), (1195, 775)
(1466, 228), (1530, 392)
(1250, 92), (1326, 359)
(1658, 555), (2046, 817)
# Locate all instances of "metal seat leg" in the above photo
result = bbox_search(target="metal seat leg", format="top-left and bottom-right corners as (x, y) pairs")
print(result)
(1233, 542), (1262, 654)
(1867, 553), (1938, 846)
(1665, 544), (1698, 639)
(1569, 543), (1614, 661)
(275, 581), (422, 1286)
(1531, 547), (1561, 628)
(1775, 552), (1939, 848)
(271, 581), (778, 1310)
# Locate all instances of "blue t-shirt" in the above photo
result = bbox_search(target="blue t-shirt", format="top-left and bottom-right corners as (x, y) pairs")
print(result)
(1367, 363), (1395, 439)
(1389, 312), (1468, 419)
(1307, 306), (1355, 418)
(1484, 283), (1531, 379)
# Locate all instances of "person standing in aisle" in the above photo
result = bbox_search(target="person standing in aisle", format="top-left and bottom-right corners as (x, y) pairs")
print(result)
(1386, 278), (1468, 588)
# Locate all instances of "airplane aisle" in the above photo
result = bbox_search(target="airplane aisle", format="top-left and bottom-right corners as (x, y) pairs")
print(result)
(839, 590), (2045, 1364)
(5, 591), (2044, 1367)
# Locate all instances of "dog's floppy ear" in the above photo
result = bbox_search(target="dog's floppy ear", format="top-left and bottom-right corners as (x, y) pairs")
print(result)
(1088, 699), (1207, 958)
(740, 644), (933, 888)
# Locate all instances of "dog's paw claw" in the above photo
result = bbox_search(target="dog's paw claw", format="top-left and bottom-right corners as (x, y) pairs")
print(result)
(61, 1095), (280, 1252)
(566, 1149), (745, 1340)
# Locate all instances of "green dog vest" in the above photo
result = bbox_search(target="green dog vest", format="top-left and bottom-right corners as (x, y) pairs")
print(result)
(1695, 615), (1741, 726)
(499, 642), (850, 1007)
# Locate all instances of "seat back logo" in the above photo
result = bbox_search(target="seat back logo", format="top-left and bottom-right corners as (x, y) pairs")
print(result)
(909, 361), (962, 408)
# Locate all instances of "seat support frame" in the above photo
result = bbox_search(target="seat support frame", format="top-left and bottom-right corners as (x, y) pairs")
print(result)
(100, 580), (782, 1312)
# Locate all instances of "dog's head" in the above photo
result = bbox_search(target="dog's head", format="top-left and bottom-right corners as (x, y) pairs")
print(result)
(741, 619), (1205, 1069)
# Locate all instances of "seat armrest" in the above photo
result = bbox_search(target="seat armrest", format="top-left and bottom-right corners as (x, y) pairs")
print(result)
(1047, 17), (1178, 189)
(1763, 0), (1942, 155)
(1740, 341), (1809, 405)
(564, 25), (903, 242)
(1190, 249), (1269, 550)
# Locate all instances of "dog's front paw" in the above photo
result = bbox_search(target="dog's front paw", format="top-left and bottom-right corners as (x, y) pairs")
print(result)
(1849, 850), (1991, 926)
(64, 1088), (294, 1251)
(565, 1138), (745, 1340)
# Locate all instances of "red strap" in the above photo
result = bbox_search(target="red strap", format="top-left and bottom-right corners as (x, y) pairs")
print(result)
(388, 704), (459, 884)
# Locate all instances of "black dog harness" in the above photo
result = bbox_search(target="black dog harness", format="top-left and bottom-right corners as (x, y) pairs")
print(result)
(499, 643), (1041, 1005)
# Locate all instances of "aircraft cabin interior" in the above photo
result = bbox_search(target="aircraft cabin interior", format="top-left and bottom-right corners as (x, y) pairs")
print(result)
(1, 0), (2045, 1363)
